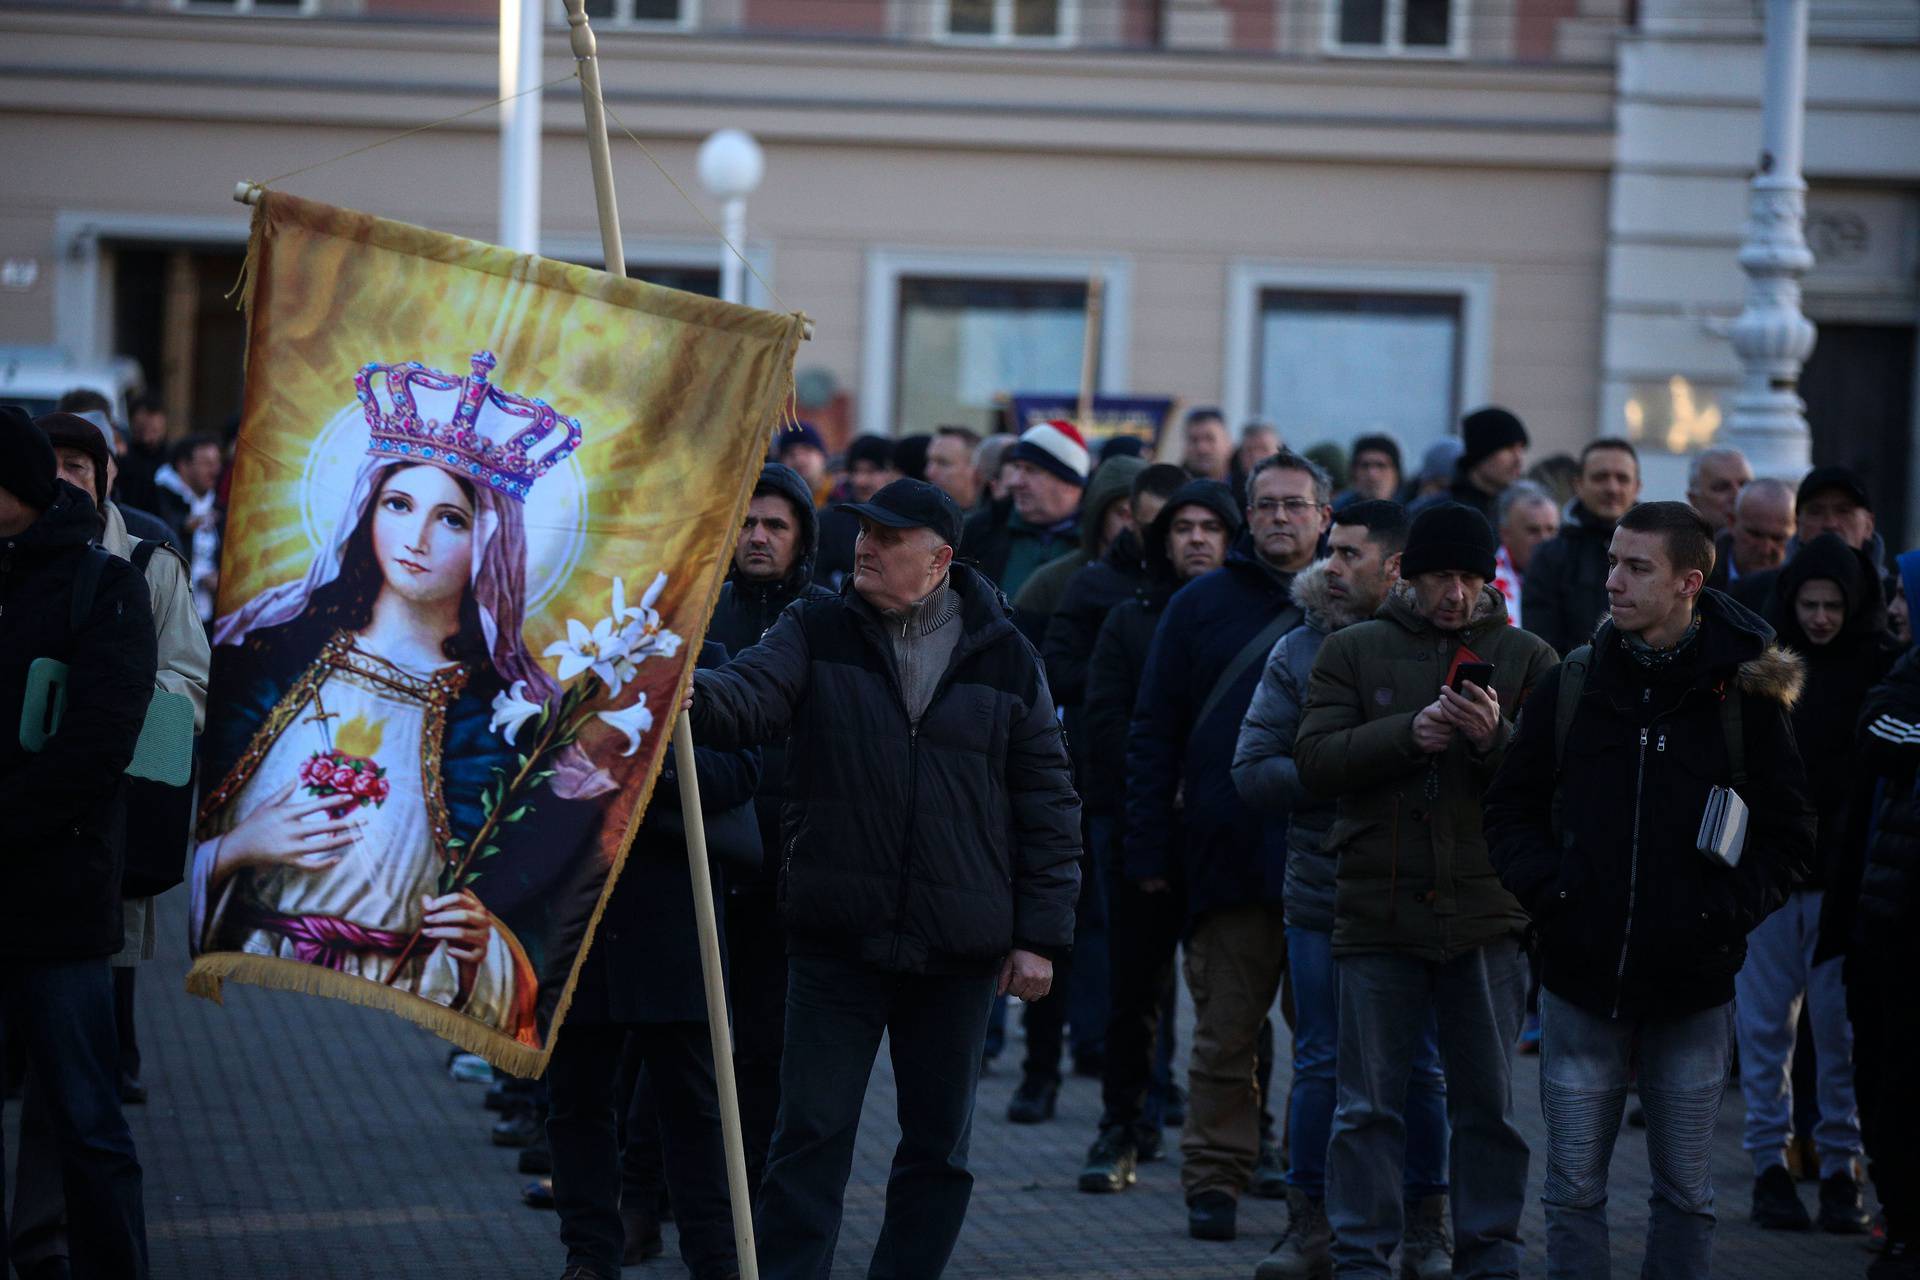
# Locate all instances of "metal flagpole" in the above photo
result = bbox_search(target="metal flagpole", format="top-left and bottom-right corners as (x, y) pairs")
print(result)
(559, 5), (759, 1276)
(498, 0), (542, 253)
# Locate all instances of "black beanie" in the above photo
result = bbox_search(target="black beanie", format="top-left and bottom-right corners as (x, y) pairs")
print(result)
(1350, 433), (1403, 476)
(1460, 407), (1528, 472)
(0, 405), (58, 512)
(1401, 502), (1498, 580)
(34, 412), (112, 507)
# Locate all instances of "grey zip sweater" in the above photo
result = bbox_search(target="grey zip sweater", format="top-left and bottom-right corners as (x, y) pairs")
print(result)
(883, 578), (963, 724)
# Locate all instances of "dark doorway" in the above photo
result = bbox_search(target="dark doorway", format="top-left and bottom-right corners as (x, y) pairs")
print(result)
(1799, 322), (1917, 552)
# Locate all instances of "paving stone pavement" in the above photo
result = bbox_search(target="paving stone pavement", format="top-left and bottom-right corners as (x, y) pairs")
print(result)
(6, 892), (1879, 1278)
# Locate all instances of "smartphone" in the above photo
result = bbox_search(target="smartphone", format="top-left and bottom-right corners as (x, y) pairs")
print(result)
(1451, 661), (1496, 694)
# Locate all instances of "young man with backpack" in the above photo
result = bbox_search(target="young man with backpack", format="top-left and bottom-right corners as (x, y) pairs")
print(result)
(1485, 500), (1815, 1279)
(0, 407), (156, 1279)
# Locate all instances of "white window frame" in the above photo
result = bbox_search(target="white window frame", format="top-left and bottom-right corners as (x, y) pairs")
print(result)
(933, 0), (1078, 47)
(861, 248), (1130, 439)
(539, 234), (773, 307)
(173, 0), (318, 14)
(1222, 260), (1493, 449)
(552, 0), (699, 33)
(1321, 0), (1467, 58)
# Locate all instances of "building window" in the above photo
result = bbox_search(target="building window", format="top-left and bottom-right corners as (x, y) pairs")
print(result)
(1253, 290), (1463, 451)
(895, 277), (1090, 436)
(941, 0), (1073, 44)
(1328, 0), (1460, 54)
(577, 0), (694, 30)
(174, 0), (314, 14)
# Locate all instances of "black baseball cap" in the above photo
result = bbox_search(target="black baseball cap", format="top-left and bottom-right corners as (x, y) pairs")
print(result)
(1796, 465), (1871, 512)
(840, 477), (963, 549)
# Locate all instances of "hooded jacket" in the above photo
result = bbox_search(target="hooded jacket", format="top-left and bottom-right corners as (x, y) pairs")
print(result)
(1126, 513), (1300, 929)
(1485, 590), (1815, 1019)
(1730, 528), (1898, 622)
(1014, 456), (1148, 638)
(1522, 500), (1617, 656)
(708, 463), (835, 891)
(0, 482), (158, 960)
(1230, 561), (1366, 933)
(689, 563), (1081, 973)
(1296, 580), (1559, 961)
(1768, 534), (1903, 889)
(1084, 481), (1242, 824)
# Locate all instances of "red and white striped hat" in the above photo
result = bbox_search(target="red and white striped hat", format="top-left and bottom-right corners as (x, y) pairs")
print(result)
(1008, 419), (1091, 488)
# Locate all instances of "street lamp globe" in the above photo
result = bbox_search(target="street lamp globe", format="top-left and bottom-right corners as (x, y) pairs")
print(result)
(697, 129), (765, 200)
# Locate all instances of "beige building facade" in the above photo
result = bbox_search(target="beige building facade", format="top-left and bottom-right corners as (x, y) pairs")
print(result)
(0, 0), (1912, 522)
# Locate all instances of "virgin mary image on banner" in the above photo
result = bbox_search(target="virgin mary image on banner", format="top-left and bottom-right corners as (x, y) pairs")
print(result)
(185, 192), (804, 1074)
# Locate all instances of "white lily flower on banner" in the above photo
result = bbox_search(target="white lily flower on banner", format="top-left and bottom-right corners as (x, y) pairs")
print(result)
(618, 570), (684, 665)
(597, 694), (655, 757)
(543, 616), (630, 690)
(609, 575), (645, 628)
(487, 680), (543, 745)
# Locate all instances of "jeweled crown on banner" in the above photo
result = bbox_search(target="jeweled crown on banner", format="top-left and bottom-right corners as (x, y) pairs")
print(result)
(354, 351), (583, 502)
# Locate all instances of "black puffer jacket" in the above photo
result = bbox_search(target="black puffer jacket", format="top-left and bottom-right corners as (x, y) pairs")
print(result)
(1485, 590), (1814, 1019)
(690, 563), (1082, 973)
(0, 482), (157, 960)
(1827, 642), (1920, 964)
(1768, 534), (1902, 888)
(1042, 527), (1146, 803)
(707, 463), (834, 891)
(1522, 501), (1615, 656)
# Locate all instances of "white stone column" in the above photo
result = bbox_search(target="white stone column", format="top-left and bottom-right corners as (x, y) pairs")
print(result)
(1724, 0), (1816, 479)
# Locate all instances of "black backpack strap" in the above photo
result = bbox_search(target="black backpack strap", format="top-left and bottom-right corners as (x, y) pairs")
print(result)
(69, 546), (110, 639)
(1550, 644), (1593, 842)
(1721, 684), (1746, 788)
(131, 538), (159, 573)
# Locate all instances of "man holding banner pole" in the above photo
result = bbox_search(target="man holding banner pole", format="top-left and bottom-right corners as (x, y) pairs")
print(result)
(686, 477), (1082, 1278)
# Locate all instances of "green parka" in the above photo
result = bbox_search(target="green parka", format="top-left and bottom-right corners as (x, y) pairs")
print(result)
(1295, 582), (1558, 962)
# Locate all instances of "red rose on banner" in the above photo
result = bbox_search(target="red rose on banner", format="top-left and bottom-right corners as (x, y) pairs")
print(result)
(301, 748), (390, 814)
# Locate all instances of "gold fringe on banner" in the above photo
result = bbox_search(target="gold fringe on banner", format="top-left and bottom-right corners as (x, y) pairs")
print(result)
(186, 950), (550, 1078)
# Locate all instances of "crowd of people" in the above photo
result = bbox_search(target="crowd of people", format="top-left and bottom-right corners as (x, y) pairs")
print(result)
(4, 391), (1918, 1280)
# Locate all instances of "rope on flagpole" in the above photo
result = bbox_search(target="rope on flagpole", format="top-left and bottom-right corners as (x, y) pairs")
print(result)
(247, 72), (582, 192)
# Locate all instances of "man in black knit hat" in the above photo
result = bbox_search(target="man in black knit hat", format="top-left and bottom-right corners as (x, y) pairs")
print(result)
(1414, 407), (1529, 524)
(1297, 501), (1558, 1278)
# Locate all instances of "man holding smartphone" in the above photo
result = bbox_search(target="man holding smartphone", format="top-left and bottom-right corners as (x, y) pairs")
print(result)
(1295, 502), (1558, 1279)
(1485, 501), (1813, 1279)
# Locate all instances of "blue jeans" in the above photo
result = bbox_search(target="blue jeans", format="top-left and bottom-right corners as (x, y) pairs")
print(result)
(1327, 941), (1530, 1279)
(1734, 889), (1862, 1179)
(1539, 990), (1732, 1280)
(0, 957), (148, 1280)
(1285, 926), (1448, 1201)
(757, 953), (997, 1280)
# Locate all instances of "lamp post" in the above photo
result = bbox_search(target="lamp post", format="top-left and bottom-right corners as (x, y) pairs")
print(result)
(1723, 0), (1816, 479)
(697, 129), (764, 306)
(498, 0), (543, 254)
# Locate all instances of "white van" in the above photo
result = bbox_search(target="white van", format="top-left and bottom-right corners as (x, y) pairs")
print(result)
(0, 346), (146, 427)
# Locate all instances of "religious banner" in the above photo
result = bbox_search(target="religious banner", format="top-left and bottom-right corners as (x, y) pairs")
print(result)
(185, 191), (805, 1075)
(1007, 393), (1176, 453)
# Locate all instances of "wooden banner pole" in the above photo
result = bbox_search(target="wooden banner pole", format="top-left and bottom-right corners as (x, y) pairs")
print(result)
(559, 5), (759, 1276)
(1076, 273), (1105, 430)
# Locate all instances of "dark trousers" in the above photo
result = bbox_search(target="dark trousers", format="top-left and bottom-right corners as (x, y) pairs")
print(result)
(547, 1021), (737, 1280)
(113, 967), (139, 1084)
(757, 953), (996, 1280)
(725, 892), (789, 1197)
(1848, 956), (1920, 1243)
(1099, 850), (1187, 1145)
(0, 958), (147, 1280)
(612, 1048), (664, 1210)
